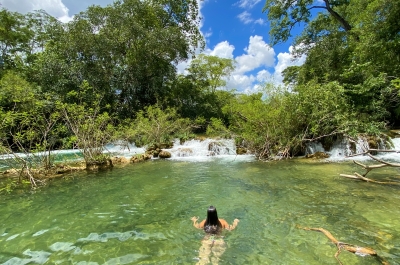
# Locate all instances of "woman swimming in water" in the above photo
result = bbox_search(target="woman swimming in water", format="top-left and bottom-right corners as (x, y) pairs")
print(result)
(191, 206), (239, 264)
(191, 205), (239, 233)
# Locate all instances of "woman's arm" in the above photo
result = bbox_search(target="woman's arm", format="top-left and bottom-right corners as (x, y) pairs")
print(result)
(191, 216), (205, 229)
(219, 218), (240, 230)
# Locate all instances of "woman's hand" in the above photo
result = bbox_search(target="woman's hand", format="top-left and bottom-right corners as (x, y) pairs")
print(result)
(228, 219), (240, 230)
(191, 216), (199, 222)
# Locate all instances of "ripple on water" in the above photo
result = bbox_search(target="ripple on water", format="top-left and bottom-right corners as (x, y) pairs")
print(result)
(2, 249), (51, 265)
(0, 160), (399, 264)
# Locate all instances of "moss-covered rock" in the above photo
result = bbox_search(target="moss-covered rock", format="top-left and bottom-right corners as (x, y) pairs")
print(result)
(236, 147), (248, 155)
(130, 154), (152, 163)
(111, 156), (130, 164)
(159, 150), (172, 158)
(305, 152), (330, 159)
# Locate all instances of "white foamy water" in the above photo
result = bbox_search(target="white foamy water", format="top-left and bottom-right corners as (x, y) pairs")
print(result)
(104, 143), (146, 158)
(0, 139), (253, 168)
(167, 138), (254, 162)
(2, 137), (399, 165)
(327, 137), (400, 162)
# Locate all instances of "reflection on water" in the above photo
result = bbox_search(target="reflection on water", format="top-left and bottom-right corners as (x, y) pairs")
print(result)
(0, 159), (399, 264)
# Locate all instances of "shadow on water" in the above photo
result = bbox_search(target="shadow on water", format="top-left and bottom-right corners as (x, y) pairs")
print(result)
(0, 158), (399, 264)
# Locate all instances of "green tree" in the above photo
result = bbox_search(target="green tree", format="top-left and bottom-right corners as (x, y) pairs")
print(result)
(187, 54), (234, 93)
(262, 0), (354, 45)
(59, 81), (116, 168)
(269, 0), (400, 126)
(34, 0), (204, 119)
(125, 105), (192, 147)
(0, 8), (61, 78)
(0, 72), (65, 187)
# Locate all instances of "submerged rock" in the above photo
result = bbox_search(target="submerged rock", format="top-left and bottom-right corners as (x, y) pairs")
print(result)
(305, 152), (330, 159)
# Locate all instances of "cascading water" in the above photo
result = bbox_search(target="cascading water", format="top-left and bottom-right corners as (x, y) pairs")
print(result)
(305, 142), (325, 155)
(326, 137), (400, 162)
(166, 138), (248, 161)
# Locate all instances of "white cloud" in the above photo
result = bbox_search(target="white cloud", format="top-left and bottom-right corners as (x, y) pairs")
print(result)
(227, 74), (256, 92)
(203, 28), (213, 39)
(206, 41), (235, 59)
(235, 35), (275, 74)
(177, 36), (305, 93)
(254, 18), (265, 25)
(256, 69), (272, 82)
(273, 45), (306, 83)
(1, 0), (73, 22)
(236, 0), (262, 9)
(237, 11), (253, 24)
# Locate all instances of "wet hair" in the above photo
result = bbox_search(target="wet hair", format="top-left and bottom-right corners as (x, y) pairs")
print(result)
(204, 206), (222, 234)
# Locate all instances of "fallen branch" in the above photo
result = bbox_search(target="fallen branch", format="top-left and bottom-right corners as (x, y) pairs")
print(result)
(340, 149), (400, 185)
(298, 226), (389, 265)
(339, 172), (400, 185)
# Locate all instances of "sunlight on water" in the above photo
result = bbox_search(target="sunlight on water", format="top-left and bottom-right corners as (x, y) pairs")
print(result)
(1, 159), (399, 264)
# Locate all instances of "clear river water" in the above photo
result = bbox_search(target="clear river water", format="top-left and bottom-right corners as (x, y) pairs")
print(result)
(1, 140), (400, 265)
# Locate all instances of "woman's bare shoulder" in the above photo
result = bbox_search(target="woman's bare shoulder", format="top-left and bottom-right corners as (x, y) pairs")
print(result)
(219, 219), (230, 228)
(198, 219), (206, 228)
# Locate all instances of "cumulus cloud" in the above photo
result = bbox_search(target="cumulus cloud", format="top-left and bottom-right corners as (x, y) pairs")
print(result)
(256, 69), (272, 82)
(177, 35), (305, 93)
(1, 0), (73, 22)
(206, 41), (235, 59)
(273, 46), (306, 83)
(235, 35), (275, 74)
(227, 74), (256, 92)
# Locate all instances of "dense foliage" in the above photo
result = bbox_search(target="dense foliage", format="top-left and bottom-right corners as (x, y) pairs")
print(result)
(0, 0), (399, 188)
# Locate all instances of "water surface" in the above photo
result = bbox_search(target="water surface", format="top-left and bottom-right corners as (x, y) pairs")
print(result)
(1, 158), (399, 264)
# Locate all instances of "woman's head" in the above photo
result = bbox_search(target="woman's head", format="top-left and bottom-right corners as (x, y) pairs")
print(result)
(204, 206), (222, 234)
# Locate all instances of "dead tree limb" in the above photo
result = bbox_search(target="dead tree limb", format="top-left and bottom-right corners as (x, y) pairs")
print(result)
(340, 150), (400, 185)
(298, 226), (389, 265)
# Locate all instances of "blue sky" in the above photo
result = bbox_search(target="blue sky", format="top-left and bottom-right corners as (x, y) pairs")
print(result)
(1, 0), (306, 92)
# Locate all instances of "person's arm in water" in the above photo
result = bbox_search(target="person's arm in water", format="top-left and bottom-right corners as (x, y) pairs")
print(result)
(191, 216), (206, 229)
(219, 218), (240, 230)
(191, 217), (240, 230)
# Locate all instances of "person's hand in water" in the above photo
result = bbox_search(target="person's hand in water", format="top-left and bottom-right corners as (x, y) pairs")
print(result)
(228, 219), (240, 230)
(191, 216), (203, 228)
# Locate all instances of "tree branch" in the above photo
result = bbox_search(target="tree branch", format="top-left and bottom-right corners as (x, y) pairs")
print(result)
(340, 149), (400, 185)
(323, 0), (352, 31)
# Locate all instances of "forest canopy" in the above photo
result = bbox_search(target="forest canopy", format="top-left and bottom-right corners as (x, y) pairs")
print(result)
(0, 0), (399, 171)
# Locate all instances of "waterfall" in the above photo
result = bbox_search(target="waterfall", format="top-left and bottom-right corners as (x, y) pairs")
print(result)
(327, 137), (400, 162)
(305, 142), (325, 155)
(167, 138), (247, 161)
(104, 143), (145, 158)
(104, 138), (251, 161)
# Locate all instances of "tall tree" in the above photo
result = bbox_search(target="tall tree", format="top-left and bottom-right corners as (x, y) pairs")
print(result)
(0, 8), (61, 78)
(34, 0), (204, 119)
(267, 0), (400, 125)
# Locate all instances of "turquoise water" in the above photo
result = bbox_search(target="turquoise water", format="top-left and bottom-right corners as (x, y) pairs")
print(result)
(1, 158), (399, 264)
